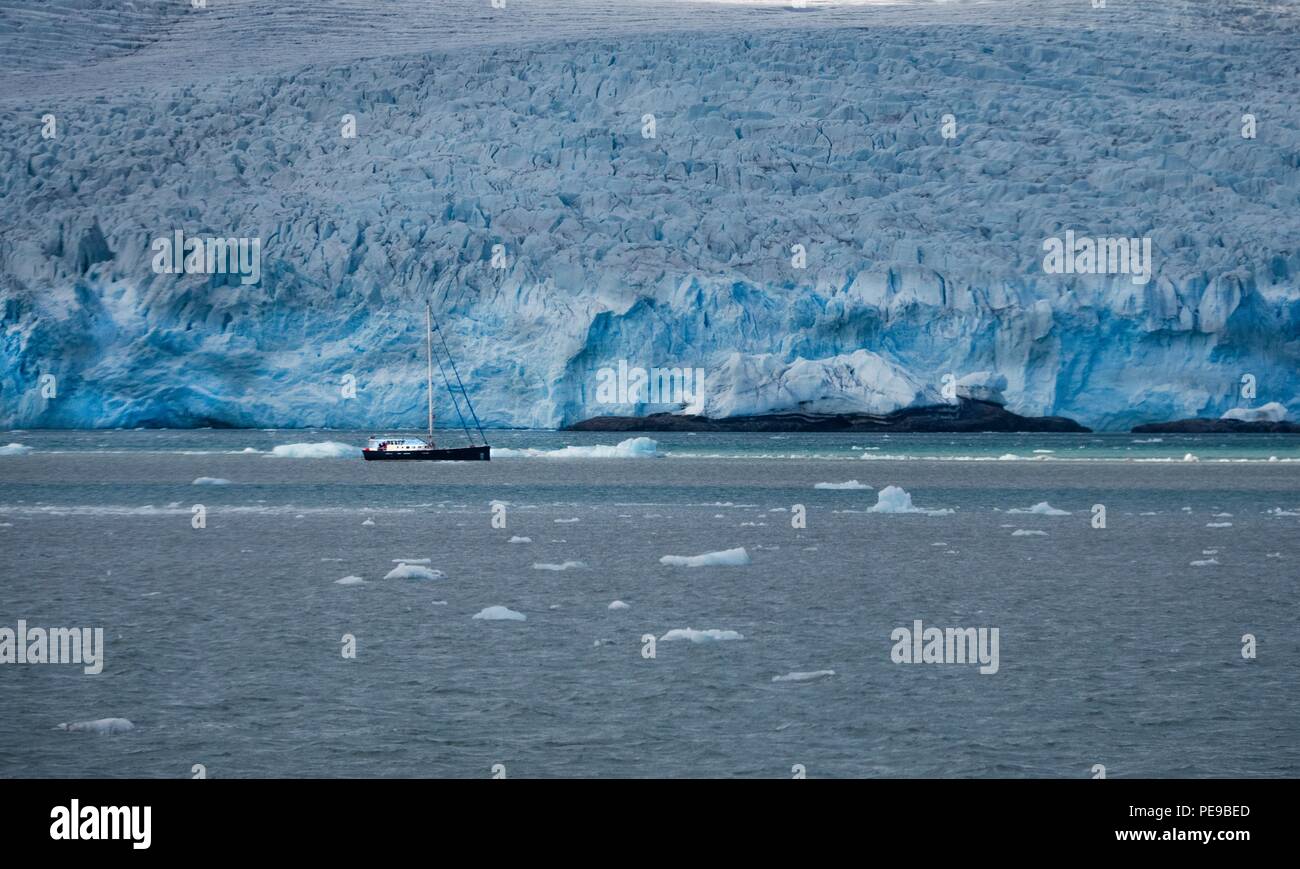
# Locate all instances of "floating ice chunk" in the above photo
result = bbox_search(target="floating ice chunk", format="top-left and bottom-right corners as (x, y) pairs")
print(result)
(0, 443), (32, 456)
(1202, 549), (1218, 555)
(192, 477), (230, 485)
(868, 486), (952, 516)
(660, 547), (750, 567)
(1221, 402), (1287, 422)
(361, 518), (375, 526)
(391, 558), (430, 564)
(1190, 558), (1219, 567)
(608, 600), (630, 610)
(1267, 508), (1300, 517)
(1012, 529), (1048, 536)
(660, 628), (744, 643)
(269, 441), (361, 458)
(1183, 453), (1200, 463)
(533, 560), (586, 571)
(1007, 501), (1070, 516)
(772, 670), (835, 682)
(431, 600), (448, 606)
(814, 480), (871, 490)
(1206, 522), (1233, 528)
(555, 518), (580, 524)
(473, 606), (525, 621)
(1213, 512), (1233, 518)
(335, 575), (365, 585)
(57, 718), (134, 735)
(494, 437), (658, 459)
(508, 536), (532, 543)
(384, 564), (445, 580)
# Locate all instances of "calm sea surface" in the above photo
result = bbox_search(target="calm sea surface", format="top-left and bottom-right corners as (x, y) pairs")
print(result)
(1, 429), (1297, 777)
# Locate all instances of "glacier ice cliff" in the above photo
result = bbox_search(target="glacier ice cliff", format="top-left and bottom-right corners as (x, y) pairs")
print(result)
(0, 0), (1297, 431)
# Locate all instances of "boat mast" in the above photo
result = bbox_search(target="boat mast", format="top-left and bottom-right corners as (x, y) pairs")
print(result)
(426, 304), (435, 445)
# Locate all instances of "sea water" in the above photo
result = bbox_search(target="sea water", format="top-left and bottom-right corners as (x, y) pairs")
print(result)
(1, 429), (1297, 777)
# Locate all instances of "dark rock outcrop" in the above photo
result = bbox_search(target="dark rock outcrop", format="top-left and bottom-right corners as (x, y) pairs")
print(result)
(1131, 418), (1300, 434)
(567, 399), (1090, 433)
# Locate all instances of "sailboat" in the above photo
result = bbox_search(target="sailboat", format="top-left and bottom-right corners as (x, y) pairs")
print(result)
(362, 305), (491, 461)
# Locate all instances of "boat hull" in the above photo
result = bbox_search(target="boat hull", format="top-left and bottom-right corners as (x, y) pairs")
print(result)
(363, 445), (490, 461)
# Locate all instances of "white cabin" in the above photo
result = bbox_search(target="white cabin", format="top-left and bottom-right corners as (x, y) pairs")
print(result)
(366, 436), (432, 452)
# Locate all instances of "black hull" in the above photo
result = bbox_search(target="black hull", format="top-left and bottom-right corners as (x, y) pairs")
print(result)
(363, 445), (490, 461)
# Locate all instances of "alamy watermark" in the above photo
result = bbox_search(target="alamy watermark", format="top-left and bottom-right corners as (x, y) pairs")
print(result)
(890, 620), (999, 674)
(0, 620), (104, 674)
(595, 359), (705, 406)
(1042, 230), (1151, 285)
(151, 230), (261, 285)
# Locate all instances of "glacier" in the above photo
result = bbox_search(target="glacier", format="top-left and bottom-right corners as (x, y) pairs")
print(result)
(1, 0), (1298, 431)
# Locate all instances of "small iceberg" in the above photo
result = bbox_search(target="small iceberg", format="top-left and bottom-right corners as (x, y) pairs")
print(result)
(814, 480), (871, 490)
(772, 670), (835, 682)
(660, 628), (744, 643)
(608, 600), (630, 610)
(508, 536), (532, 544)
(57, 718), (134, 735)
(494, 437), (658, 459)
(384, 564), (445, 580)
(334, 575), (365, 585)
(869, 486), (953, 516)
(391, 557), (430, 564)
(533, 560), (586, 571)
(0, 443), (32, 456)
(1007, 501), (1070, 516)
(660, 547), (750, 567)
(1012, 529), (1048, 536)
(1190, 558), (1219, 567)
(269, 441), (361, 458)
(192, 477), (231, 485)
(472, 606), (525, 621)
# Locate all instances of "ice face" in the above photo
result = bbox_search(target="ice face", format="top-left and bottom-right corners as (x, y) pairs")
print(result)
(1, 1), (1296, 431)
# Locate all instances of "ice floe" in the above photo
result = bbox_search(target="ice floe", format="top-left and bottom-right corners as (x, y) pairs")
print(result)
(1007, 501), (1070, 516)
(473, 606), (525, 621)
(1012, 529), (1048, 536)
(533, 560), (586, 571)
(660, 628), (743, 643)
(814, 480), (871, 490)
(269, 441), (361, 458)
(57, 718), (134, 735)
(494, 437), (658, 459)
(772, 670), (835, 682)
(384, 564), (444, 580)
(508, 536), (532, 543)
(335, 575), (365, 585)
(659, 547), (750, 567)
(192, 477), (230, 485)
(608, 600), (630, 610)
(0, 443), (32, 456)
